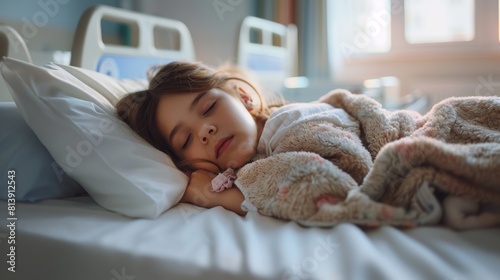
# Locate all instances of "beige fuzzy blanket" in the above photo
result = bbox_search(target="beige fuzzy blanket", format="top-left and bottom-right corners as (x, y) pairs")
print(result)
(235, 89), (500, 229)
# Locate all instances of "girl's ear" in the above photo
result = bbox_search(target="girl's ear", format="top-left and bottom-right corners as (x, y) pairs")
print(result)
(237, 86), (255, 111)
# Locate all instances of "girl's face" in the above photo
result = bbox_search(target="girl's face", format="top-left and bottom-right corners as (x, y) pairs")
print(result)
(156, 80), (261, 172)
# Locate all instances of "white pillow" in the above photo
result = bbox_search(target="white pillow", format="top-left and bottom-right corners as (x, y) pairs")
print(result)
(1, 57), (188, 219)
(56, 64), (148, 105)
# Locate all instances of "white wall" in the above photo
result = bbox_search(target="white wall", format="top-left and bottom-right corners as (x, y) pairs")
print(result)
(0, 0), (121, 65)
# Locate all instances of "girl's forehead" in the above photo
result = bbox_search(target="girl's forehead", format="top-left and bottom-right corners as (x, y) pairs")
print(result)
(157, 92), (194, 118)
(155, 93), (192, 139)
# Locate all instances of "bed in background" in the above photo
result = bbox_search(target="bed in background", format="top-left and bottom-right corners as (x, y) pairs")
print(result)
(1, 5), (500, 280)
(235, 16), (369, 105)
(71, 5), (195, 79)
(237, 16), (297, 95)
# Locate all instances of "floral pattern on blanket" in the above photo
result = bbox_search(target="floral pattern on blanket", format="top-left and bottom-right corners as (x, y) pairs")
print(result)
(235, 89), (500, 229)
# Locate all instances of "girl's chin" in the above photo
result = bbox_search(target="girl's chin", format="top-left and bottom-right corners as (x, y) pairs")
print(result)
(221, 141), (257, 170)
(191, 161), (221, 174)
(222, 158), (245, 170)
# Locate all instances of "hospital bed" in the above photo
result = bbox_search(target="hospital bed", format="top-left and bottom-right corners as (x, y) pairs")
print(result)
(237, 16), (298, 95)
(235, 15), (367, 106)
(71, 5), (195, 79)
(236, 15), (343, 103)
(1, 5), (500, 280)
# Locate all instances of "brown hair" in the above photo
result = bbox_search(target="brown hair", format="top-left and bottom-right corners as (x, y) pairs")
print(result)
(116, 61), (281, 173)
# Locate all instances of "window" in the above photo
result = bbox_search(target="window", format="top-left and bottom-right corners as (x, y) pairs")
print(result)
(336, 0), (391, 53)
(330, 0), (498, 57)
(405, 0), (474, 44)
(327, 0), (500, 103)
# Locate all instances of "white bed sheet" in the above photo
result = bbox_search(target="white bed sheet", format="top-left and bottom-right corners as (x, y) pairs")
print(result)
(1, 196), (499, 280)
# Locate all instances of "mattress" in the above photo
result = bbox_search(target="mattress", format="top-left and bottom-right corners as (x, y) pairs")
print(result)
(1, 196), (499, 280)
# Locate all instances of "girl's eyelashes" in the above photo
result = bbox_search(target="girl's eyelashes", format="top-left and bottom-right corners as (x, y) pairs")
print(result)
(181, 134), (191, 150)
(203, 101), (216, 116)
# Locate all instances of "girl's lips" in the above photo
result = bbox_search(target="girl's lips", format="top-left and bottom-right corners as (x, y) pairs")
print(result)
(215, 136), (233, 158)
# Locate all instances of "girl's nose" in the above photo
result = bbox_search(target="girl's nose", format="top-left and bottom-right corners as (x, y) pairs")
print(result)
(199, 124), (216, 144)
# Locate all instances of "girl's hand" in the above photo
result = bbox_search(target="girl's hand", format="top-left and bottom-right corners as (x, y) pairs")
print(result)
(181, 169), (246, 216)
(181, 169), (216, 206)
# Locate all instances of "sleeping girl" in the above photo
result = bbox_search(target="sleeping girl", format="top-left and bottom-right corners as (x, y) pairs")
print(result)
(116, 61), (500, 229)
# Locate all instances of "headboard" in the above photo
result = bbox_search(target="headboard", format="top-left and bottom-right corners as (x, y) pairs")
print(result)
(0, 25), (33, 101)
(237, 16), (297, 93)
(71, 5), (195, 80)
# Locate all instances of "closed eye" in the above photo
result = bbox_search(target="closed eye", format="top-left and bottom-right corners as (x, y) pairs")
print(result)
(181, 134), (191, 150)
(204, 102), (216, 116)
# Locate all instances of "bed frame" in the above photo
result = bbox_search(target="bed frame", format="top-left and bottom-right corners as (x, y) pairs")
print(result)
(70, 5), (195, 79)
(237, 16), (297, 93)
